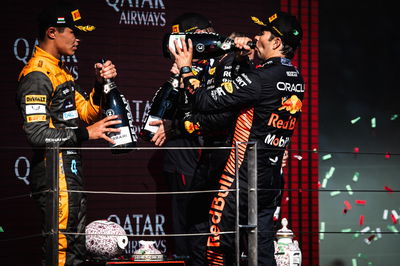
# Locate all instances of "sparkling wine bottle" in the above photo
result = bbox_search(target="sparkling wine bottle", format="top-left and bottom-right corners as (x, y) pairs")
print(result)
(139, 74), (180, 141)
(101, 60), (137, 154)
(163, 32), (256, 59)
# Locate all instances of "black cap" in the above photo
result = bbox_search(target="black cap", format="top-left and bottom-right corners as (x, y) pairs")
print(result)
(251, 11), (302, 48)
(38, 1), (95, 33)
(171, 12), (212, 33)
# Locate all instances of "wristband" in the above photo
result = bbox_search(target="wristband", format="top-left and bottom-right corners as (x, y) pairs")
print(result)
(180, 66), (192, 75)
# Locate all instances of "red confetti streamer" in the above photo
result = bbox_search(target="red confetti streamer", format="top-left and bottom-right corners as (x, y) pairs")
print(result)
(344, 200), (352, 210)
(353, 147), (360, 153)
(391, 214), (397, 224)
(356, 200), (366, 205)
(359, 215), (365, 225)
(368, 235), (376, 242)
(343, 208), (348, 214)
(384, 186), (394, 193)
(385, 152), (391, 159)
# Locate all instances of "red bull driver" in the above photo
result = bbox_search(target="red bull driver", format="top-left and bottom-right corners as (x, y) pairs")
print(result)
(169, 10), (304, 266)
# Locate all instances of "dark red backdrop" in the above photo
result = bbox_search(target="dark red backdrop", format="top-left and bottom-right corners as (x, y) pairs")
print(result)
(0, 0), (319, 264)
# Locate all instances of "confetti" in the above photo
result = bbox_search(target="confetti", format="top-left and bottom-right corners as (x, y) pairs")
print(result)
(376, 228), (382, 239)
(352, 258), (357, 266)
(387, 225), (398, 233)
(390, 114), (398, 120)
(344, 200), (352, 210)
(359, 215), (365, 225)
(352, 233), (360, 239)
(319, 222), (325, 240)
(383, 209), (388, 220)
(353, 147), (360, 153)
(346, 184), (353, 195)
(352, 172), (360, 182)
(351, 117), (361, 124)
(371, 117), (376, 128)
(293, 155), (302, 160)
(341, 228), (352, 233)
(385, 152), (391, 159)
(355, 200), (366, 205)
(325, 167), (335, 179)
(390, 214), (397, 224)
(321, 178), (328, 188)
(384, 186), (394, 193)
(392, 210), (399, 220)
(312, 148), (318, 153)
(322, 154), (332, 160)
(0, 226), (3, 233)
(360, 226), (370, 233)
(330, 191), (341, 197)
(363, 237), (373, 245)
(357, 253), (368, 259)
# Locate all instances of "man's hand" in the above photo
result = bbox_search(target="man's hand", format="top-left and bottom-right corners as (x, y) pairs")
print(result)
(168, 38), (193, 73)
(87, 115), (121, 144)
(95, 60), (117, 82)
(149, 119), (172, 146)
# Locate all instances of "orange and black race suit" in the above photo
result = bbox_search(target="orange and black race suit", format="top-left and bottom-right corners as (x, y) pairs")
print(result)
(16, 46), (102, 266)
(187, 57), (304, 266)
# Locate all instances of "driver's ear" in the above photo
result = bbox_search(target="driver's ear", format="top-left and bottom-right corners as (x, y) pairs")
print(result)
(47, 27), (57, 39)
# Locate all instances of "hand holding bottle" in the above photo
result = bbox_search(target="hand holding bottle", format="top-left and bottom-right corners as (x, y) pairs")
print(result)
(149, 119), (173, 146)
(168, 37), (193, 73)
(87, 115), (122, 144)
(94, 60), (117, 82)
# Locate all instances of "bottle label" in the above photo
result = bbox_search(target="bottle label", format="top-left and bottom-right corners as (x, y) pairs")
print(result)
(109, 126), (133, 146)
(104, 82), (117, 94)
(168, 34), (186, 53)
(143, 115), (162, 134)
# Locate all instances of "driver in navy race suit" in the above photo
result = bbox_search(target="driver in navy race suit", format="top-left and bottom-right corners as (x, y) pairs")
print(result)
(169, 10), (304, 266)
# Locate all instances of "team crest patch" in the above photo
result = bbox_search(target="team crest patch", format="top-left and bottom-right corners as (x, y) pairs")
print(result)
(209, 67), (216, 75)
(172, 24), (179, 33)
(71, 9), (81, 21)
(269, 13), (278, 22)
(222, 82), (233, 93)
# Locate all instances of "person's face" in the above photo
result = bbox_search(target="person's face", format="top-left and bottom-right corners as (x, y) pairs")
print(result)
(54, 27), (80, 56)
(254, 30), (278, 60)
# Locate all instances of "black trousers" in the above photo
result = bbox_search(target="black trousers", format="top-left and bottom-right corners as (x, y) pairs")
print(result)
(30, 152), (86, 266)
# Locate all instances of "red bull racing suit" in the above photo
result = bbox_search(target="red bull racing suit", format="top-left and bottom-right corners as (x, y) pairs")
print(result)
(16, 46), (102, 265)
(185, 56), (304, 265)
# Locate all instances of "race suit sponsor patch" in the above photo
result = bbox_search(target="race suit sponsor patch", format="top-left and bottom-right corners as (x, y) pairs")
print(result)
(26, 104), (46, 114)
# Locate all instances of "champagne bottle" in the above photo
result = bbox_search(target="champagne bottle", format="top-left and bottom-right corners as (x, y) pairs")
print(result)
(101, 59), (137, 154)
(139, 74), (180, 141)
(163, 32), (256, 59)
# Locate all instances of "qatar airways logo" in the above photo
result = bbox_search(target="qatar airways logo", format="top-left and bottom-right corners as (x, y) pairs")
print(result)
(105, 0), (167, 26)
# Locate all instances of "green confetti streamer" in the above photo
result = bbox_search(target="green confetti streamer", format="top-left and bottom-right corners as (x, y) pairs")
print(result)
(330, 191), (341, 197)
(390, 114), (398, 121)
(352, 172), (360, 182)
(341, 228), (352, 233)
(351, 117), (361, 124)
(346, 184), (353, 195)
(387, 225), (399, 233)
(0, 226), (3, 233)
(368, 262), (373, 266)
(371, 117), (376, 128)
(321, 178), (328, 188)
(325, 167), (335, 179)
(322, 154), (332, 160)
(352, 258), (357, 266)
(320, 222), (325, 240)
(357, 253), (368, 259)
(352, 233), (360, 239)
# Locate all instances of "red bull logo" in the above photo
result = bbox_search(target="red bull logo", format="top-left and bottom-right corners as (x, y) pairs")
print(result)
(278, 95), (302, 114)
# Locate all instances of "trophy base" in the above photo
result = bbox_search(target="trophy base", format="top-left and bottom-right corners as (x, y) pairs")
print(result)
(132, 254), (164, 261)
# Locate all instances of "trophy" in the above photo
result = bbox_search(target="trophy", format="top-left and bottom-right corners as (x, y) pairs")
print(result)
(274, 218), (302, 266)
(133, 240), (164, 261)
